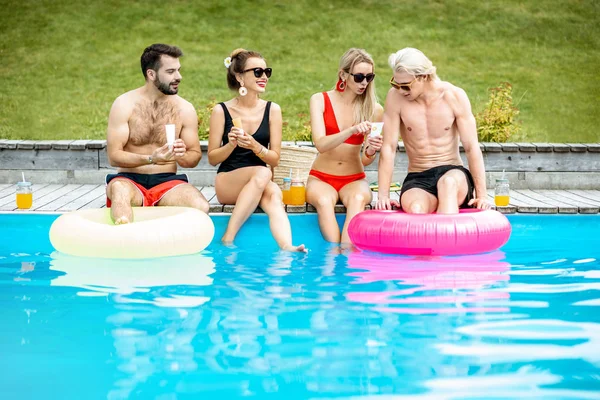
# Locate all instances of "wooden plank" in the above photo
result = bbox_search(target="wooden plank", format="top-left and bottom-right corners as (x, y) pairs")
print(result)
(30, 184), (81, 210)
(81, 193), (108, 209)
(200, 186), (217, 203)
(535, 190), (599, 214)
(37, 185), (99, 211)
(518, 189), (577, 213)
(0, 184), (12, 191)
(0, 184), (67, 211)
(59, 185), (106, 211)
(0, 183), (50, 207)
(566, 190), (600, 203)
(0, 184), (17, 198)
(511, 190), (559, 213)
(540, 190), (600, 207)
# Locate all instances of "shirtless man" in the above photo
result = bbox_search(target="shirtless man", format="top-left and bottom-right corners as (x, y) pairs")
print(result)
(376, 47), (490, 214)
(106, 43), (209, 224)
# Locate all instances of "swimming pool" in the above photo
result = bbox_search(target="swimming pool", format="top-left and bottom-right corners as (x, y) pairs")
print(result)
(1, 213), (599, 399)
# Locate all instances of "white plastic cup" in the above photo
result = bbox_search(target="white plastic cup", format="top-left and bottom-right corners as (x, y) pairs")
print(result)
(165, 124), (176, 149)
(369, 122), (384, 137)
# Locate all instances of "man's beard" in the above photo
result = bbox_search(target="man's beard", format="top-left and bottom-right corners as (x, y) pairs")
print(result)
(154, 77), (179, 95)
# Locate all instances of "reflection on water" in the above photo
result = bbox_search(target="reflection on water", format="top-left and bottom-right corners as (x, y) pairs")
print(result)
(346, 251), (510, 314)
(1, 214), (600, 399)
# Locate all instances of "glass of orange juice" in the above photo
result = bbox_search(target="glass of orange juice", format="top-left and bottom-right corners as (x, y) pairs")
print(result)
(494, 178), (510, 207)
(288, 178), (306, 205)
(16, 181), (33, 209)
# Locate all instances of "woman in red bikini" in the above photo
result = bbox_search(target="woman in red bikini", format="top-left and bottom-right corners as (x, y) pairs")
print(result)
(306, 48), (383, 244)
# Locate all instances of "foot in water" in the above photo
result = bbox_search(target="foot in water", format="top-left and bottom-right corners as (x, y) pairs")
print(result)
(282, 244), (308, 253)
(114, 216), (131, 225)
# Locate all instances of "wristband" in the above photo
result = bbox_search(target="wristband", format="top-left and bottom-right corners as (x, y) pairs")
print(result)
(256, 146), (268, 159)
(365, 147), (376, 159)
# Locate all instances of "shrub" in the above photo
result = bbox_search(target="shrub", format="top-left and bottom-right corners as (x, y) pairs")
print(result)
(476, 82), (521, 143)
(283, 113), (312, 143)
(197, 98), (218, 141)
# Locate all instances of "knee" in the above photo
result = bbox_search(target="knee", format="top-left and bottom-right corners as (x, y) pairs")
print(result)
(250, 168), (272, 190)
(437, 175), (459, 192)
(108, 180), (130, 200)
(190, 197), (210, 214)
(347, 193), (369, 207)
(263, 183), (283, 205)
(407, 202), (427, 214)
(315, 196), (335, 210)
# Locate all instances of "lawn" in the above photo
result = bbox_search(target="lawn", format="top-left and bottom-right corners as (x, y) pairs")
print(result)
(0, 0), (598, 142)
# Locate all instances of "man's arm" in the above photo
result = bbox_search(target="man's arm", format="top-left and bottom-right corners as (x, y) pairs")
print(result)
(174, 100), (202, 168)
(453, 87), (489, 209)
(375, 90), (400, 210)
(107, 96), (157, 168)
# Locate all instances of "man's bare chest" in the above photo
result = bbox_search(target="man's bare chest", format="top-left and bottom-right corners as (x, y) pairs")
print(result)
(401, 101), (455, 134)
(128, 100), (181, 146)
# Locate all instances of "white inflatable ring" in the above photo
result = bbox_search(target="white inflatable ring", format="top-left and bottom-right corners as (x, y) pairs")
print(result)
(49, 207), (214, 259)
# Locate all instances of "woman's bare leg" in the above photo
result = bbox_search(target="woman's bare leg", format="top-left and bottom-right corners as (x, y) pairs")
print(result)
(106, 179), (143, 224)
(339, 179), (372, 244)
(259, 181), (306, 252)
(306, 177), (341, 243)
(215, 166), (272, 244)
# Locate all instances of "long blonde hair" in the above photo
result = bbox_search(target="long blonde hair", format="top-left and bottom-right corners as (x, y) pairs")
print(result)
(337, 48), (378, 124)
(388, 47), (439, 82)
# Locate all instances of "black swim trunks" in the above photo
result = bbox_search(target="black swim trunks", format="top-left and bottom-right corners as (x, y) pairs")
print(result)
(400, 165), (475, 209)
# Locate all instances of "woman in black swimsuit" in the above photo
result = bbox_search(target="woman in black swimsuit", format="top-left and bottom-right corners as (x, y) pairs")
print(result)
(208, 48), (305, 252)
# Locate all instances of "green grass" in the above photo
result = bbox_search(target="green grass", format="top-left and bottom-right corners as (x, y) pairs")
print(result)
(1, 0), (599, 142)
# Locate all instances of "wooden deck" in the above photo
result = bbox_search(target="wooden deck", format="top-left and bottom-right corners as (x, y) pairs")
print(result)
(0, 183), (599, 214)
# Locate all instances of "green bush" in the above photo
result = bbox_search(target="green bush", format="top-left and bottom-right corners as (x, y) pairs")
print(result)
(197, 99), (218, 141)
(476, 82), (521, 143)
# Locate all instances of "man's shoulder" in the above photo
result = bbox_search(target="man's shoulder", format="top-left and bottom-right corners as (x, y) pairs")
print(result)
(440, 81), (467, 99)
(112, 88), (143, 108)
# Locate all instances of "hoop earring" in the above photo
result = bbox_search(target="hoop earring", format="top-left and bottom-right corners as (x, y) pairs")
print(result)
(239, 86), (247, 96)
(336, 78), (346, 92)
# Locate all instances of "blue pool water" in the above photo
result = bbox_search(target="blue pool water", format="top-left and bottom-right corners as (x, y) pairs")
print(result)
(1, 213), (599, 400)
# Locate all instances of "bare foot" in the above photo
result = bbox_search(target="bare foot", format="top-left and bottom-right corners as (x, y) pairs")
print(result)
(282, 244), (308, 253)
(114, 216), (130, 225)
(221, 237), (235, 248)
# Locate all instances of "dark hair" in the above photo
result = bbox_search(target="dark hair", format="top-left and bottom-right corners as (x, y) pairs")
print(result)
(140, 44), (183, 79)
(226, 48), (265, 90)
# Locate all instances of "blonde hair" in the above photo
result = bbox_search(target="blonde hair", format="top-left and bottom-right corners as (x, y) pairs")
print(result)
(388, 47), (439, 81)
(337, 48), (378, 124)
(226, 48), (264, 90)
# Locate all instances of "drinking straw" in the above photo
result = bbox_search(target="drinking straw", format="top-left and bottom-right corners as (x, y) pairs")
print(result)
(22, 172), (26, 183)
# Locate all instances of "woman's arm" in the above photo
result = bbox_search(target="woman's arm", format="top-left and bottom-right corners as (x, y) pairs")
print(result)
(309, 93), (370, 153)
(361, 103), (384, 166)
(207, 104), (236, 166)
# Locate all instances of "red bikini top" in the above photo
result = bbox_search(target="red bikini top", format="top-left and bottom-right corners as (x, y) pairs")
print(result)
(322, 92), (364, 146)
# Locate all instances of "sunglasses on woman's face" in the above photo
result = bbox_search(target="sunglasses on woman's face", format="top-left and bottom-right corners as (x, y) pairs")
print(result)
(243, 67), (272, 78)
(350, 72), (375, 83)
(390, 76), (417, 91)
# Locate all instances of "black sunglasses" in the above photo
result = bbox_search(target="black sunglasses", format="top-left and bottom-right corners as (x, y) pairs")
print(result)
(350, 73), (375, 83)
(242, 67), (272, 78)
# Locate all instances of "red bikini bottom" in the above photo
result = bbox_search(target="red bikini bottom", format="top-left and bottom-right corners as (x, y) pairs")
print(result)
(309, 170), (366, 192)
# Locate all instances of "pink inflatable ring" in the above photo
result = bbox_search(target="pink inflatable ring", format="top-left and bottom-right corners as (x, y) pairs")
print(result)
(348, 209), (511, 256)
